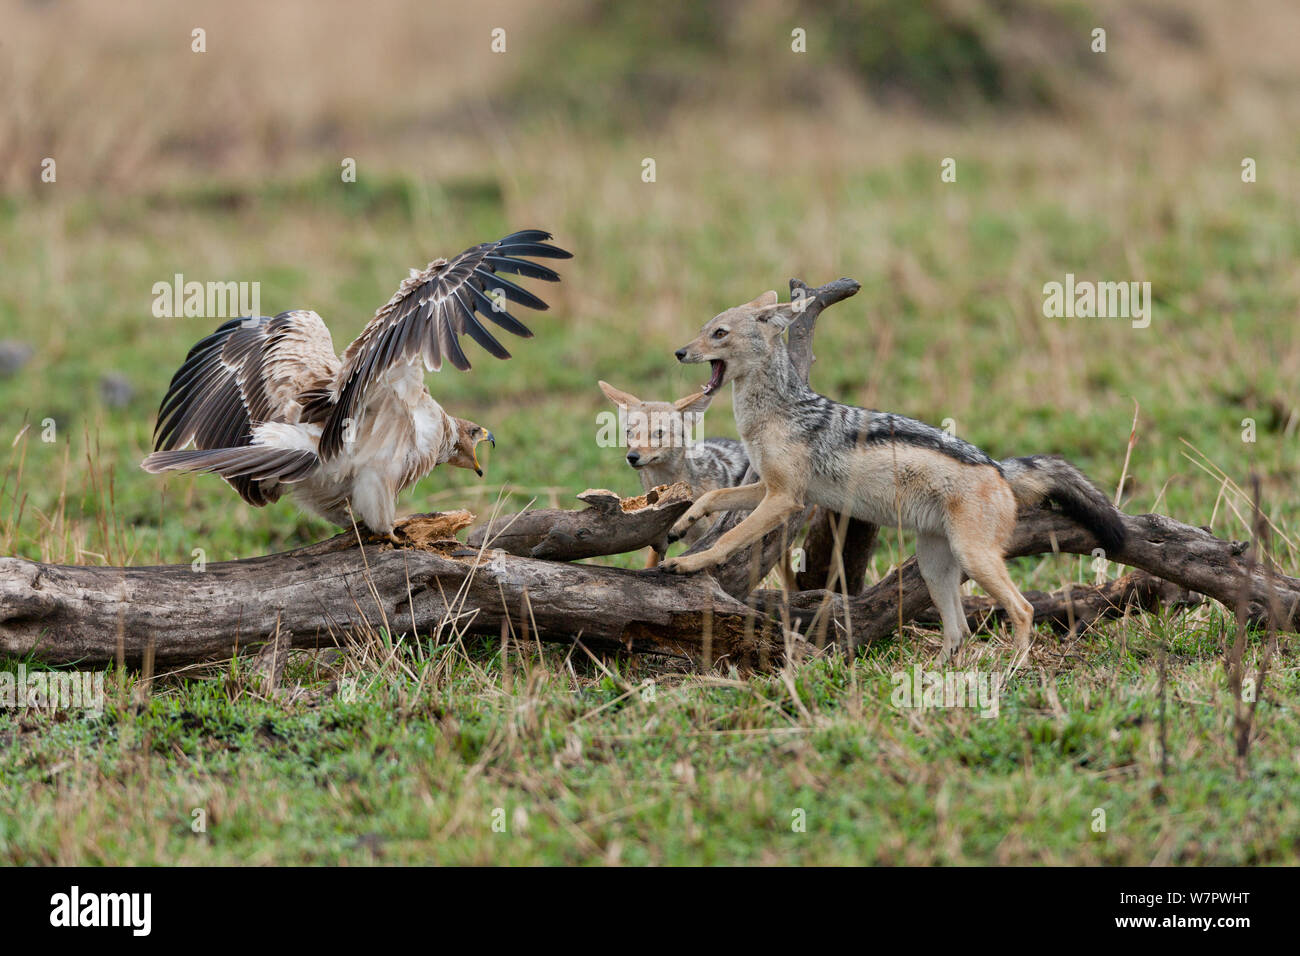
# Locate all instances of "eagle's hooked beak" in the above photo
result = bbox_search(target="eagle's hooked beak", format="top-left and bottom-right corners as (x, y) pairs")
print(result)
(472, 430), (495, 477)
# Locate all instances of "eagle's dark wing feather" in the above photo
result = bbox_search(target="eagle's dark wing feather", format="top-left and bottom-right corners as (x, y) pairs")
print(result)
(318, 229), (571, 460)
(144, 310), (338, 505)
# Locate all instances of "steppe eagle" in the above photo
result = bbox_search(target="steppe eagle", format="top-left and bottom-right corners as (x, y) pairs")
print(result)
(142, 229), (571, 538)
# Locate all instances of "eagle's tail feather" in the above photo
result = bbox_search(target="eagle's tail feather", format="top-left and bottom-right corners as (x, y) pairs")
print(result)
(141, 447), (319, 484)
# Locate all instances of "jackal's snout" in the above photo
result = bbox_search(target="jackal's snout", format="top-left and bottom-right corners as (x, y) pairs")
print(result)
(673, 338), (727, 395)
(676, 290), (786, 395)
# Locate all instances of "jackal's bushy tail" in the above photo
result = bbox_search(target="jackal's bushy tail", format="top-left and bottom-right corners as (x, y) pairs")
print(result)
(1001, 455), (1126, 553)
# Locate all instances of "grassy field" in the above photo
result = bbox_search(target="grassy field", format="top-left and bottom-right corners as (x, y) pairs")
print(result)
(1, 0), (1298, 864)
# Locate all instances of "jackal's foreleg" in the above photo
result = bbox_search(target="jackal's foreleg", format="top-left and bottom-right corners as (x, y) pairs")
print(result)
(661, 491), (801, 574)
(668, 481), (765, 543)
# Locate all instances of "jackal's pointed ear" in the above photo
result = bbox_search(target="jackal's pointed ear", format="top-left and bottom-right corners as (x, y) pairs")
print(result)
(673, 389), (713, 415)
(598, 380), (640, 407)
(753, 293), (794, 334)
(744, 290), (779, 310)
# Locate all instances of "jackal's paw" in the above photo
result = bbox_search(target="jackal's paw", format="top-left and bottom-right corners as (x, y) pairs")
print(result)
(659, 554), (707, 574)
(937, 640), (964, 667)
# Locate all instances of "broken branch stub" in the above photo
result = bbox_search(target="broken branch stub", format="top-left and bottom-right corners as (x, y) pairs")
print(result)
(795, 506), (878, 595)
(466, 483), (692, 561)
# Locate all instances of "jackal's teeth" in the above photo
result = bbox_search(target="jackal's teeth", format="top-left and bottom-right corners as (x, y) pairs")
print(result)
(703, 359), (726, 395)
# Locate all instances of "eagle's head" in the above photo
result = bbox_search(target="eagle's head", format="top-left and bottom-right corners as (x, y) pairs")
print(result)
(449, 418), (495, 477)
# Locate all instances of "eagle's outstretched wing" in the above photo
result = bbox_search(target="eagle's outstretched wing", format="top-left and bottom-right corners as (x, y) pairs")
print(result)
(316, 229), (571, 459)
(143, 310), (338, 505)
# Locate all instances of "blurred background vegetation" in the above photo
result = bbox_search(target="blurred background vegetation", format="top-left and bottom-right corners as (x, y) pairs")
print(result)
(0, 0), (1296, 566)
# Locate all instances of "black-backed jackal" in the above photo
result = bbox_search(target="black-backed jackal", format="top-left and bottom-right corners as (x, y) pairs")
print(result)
(598, 380), (750, 565)
(664, 291), (1126, 662)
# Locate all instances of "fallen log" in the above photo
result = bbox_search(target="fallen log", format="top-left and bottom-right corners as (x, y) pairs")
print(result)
(934, 569), (1201, 633)
(2, 505), (1293, 671)
(0, 514), (790, 670)
(762, 569), (1198, 644)
(769, 509), (1300, 650)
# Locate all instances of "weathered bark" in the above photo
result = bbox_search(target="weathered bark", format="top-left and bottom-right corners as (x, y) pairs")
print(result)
(784, 277), (861, 375)
(0, 516), (793, 670)
(795, 507), (878, 595)
(774, 509), (1300, 650)
(763, 569), (1198, 644)
(465, 484), (691, 560)
(683, 277), (869, 597)
(937, 569), (1201, 633)
(2, 504), (1294, 672)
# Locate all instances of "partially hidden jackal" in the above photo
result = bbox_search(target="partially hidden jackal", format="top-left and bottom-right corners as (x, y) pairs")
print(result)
(598, 380), (749, 564)
(664, 290), (1126, 663)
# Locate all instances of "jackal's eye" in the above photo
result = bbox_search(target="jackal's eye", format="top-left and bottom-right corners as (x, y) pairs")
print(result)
(712, 327), (727, 339)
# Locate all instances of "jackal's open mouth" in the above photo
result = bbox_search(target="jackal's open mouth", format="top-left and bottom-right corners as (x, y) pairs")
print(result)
(702, 360), (726, 395)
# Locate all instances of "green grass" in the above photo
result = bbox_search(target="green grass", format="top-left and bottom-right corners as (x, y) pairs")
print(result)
(2, 623), (1294, 864)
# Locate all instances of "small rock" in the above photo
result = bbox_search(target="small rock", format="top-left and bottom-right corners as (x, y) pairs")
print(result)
(99, 372), (135, 408)
(0, 341), (33, 377)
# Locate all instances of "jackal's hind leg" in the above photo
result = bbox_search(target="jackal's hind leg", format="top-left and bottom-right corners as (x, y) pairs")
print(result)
(953, 546), (1034, 657)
